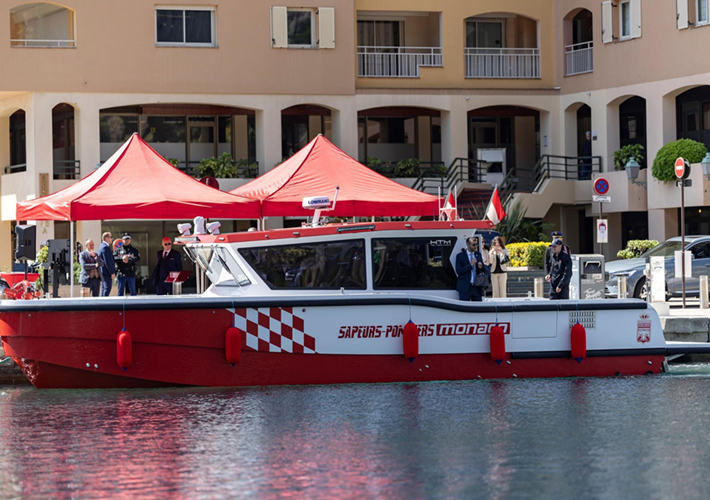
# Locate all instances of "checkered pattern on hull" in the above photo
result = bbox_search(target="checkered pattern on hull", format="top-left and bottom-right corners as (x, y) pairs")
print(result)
(233, 307), (316, 354)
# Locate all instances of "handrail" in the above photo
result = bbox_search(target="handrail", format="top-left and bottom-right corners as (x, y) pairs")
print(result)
(564, 41), (593, 76)
(410, 157), (486, 196)
(3, 163), (27, 174)
(357, 46), (443, 78)
(532, 155), (603, 191)
(465, 47), (540, 79)
(53, 160), (81, 180)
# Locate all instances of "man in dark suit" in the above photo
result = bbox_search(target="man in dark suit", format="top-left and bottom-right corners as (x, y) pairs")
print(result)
(455, 236), (488, 301)
(150, 237), (183, 295)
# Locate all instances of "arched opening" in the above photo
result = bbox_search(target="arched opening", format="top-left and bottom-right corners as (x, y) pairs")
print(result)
(464, 13), (539, 79)
(99, 104), (256, 177)
(281, 105), (332, 159)
(10, 3), (75, 47)
(52, 103), (76, 179)
(467, 105), (539, 188)
(357, 106), (441, 177)
(7, 110), (26, 173)
(619, 96), (647, 167)
(563, 9), (593, 76)
(676, 85), (710, 150)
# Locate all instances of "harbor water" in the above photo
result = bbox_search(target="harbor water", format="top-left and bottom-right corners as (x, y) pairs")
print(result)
(2, 366), (710, 499)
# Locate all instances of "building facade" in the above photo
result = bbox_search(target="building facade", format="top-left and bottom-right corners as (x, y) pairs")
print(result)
(1, 0), (709, 273)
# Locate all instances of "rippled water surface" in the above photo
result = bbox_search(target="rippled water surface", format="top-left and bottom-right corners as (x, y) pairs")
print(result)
(2, 365), (710, 499)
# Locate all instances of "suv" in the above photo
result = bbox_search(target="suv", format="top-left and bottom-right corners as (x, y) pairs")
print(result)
(605, 236), (710, 299)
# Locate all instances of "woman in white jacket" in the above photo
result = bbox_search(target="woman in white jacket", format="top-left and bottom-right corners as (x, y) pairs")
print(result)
(488, 236), (509, 298)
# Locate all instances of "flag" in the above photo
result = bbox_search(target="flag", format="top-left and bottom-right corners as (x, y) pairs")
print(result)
(441, 191), (457, 221)
(485, 187), (506, 225)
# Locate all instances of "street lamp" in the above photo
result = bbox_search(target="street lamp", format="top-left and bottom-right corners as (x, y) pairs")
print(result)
(701, 152), (710, 180)
(625, 157), (646, 188)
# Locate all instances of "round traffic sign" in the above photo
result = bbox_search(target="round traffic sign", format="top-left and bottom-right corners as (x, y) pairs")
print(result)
(594, 178), (609, 195)
(675, 157), (690, 179)
(675, 158), (685, 179)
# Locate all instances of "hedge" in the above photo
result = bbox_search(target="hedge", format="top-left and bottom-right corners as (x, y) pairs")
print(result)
(616, 239), (659, 259)
(651, 139), (707, 182)
(506, 241), (548, 268)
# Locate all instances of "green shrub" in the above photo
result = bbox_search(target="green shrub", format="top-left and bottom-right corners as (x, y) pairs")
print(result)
(506, 241), (548, 268)
(616, 239), (659, 259)
(614, 144), (645, 170)
(651, 139), (707, 182)
(394, 158), (421, 177)
(196, 153), (241, 178)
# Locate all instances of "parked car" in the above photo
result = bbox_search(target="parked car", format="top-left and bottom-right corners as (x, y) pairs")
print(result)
(605, 236), (710, 299)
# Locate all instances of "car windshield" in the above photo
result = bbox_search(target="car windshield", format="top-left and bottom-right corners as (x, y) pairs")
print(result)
(641, 240), (684, 258)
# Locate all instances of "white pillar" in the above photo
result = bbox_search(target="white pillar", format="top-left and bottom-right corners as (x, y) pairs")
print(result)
(330, 102), (358, 159)
(441, 102), (467, 166)
(255, 106), (282, 174)
(75, 100), (101, 177)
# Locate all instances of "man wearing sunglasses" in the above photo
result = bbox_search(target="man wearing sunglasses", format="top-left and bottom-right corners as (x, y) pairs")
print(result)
(150, 236), (183, 295)
(455, 236), (489, 301)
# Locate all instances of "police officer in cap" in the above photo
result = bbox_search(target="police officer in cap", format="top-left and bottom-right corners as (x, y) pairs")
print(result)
(545, 231), (570, 282)
(114, 232), (141, 296)
(549, 239), (572, 300)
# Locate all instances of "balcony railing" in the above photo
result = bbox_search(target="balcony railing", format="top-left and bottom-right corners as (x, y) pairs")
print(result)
(357, 46), (443, 78)
(465, 48), (540, 79)
(3, 163), (26, 174)
(11, 39), (76, 48)
(54, 160), (80, 180)
(565, 41), (593, 76)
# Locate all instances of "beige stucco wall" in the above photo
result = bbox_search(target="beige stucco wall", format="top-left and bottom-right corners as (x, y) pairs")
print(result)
(556, 0), (710, 94)
(0, 0), (356, 96)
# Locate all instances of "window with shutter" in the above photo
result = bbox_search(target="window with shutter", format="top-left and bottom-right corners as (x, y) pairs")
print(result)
(601, 1), (613, 43)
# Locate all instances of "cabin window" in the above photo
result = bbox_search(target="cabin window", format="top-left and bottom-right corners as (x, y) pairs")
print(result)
(372, 237), (457, 289)
(239, 239), (366, 289)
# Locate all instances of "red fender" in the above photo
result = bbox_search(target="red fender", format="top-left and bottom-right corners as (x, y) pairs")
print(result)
(225, 327), (242, 364)
(571, 323), (586, 362)
(117, 330), (133, 369)
(402, 321), (419, 360)
(490, 325), (506, 364)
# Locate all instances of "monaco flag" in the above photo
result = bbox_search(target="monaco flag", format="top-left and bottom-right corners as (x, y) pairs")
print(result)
(441, 191), (457, 221)
(485, 187), (506, 225)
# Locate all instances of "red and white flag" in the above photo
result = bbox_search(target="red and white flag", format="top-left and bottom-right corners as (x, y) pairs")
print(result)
(485, 187), (506, 225)
(441, 191), (457, 221)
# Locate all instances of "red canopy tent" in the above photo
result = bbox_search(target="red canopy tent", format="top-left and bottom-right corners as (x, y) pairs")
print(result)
(16, 133), (261, 221)
(230, 135), (442, 217)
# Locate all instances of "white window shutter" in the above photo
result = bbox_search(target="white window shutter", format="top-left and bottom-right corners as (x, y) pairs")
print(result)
(677, 0), (689, 29)
(318, 7), (335, 49)
(270, 6), (288, 48)
(602, 1), (613, 43)
(630, 0), (642, 38)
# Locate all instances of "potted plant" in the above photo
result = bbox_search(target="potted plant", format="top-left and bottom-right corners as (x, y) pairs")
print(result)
(613, 144), (644, 172)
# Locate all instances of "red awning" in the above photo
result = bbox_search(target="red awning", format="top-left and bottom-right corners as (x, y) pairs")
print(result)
(230, 135), (441, 217)
(16, 133), (260, 221)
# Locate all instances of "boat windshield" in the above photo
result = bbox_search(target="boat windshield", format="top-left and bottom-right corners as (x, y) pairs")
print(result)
(185, 246), (214, 274)
(213, 247), (251, 287)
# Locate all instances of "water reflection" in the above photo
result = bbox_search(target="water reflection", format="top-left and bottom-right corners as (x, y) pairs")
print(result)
(1, 368), (710, 499)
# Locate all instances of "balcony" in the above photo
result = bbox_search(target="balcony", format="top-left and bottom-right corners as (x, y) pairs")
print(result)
(565, 41), (593, 76)
(357, 46), (443, 78)
(464, 48), (540, 79)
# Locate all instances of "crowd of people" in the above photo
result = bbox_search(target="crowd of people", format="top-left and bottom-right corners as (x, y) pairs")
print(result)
(456, 230), (572, 302)
(79, 232), (181, 297)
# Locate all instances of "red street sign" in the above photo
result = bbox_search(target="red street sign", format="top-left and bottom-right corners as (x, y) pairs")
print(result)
(594, 178), (609, 195)
(675, 158), (685, 179)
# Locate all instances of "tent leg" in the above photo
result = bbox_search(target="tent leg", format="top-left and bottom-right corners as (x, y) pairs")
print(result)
(70, 221), (74, 298)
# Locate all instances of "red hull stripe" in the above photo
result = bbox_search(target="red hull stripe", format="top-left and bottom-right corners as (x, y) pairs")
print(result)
(12, 352), (665, 389)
